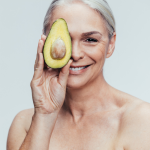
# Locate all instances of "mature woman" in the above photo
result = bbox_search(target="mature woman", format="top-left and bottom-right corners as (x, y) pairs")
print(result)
(7, 0), (150, 149)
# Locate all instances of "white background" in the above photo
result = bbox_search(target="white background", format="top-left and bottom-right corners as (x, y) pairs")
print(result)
(1, 0), (150, 149)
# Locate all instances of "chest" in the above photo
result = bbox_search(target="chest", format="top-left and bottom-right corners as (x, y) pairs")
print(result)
(48, 115), (124, 150)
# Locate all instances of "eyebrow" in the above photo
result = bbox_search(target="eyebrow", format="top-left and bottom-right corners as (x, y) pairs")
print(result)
(81, 31), (102, 37)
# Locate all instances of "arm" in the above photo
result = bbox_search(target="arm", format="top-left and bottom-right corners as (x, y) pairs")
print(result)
(7, 34), (72, 150)
(7, 109), (59, 150)
(19, 112), (58, 150)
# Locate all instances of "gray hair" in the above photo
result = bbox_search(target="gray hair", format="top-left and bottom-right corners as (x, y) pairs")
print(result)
(43, 0), (116, 39)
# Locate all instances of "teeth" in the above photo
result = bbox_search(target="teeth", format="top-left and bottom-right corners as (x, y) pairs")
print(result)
(70, 66), (86, 71)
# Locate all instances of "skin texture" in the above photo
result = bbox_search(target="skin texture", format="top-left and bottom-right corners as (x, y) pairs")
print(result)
(7, 1), (150, 150)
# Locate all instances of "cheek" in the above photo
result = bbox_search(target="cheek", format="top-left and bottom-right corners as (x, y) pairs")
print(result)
(85, 45), (106, 64)
(87, 46), (107, 77)
(95, 49), (106, 63)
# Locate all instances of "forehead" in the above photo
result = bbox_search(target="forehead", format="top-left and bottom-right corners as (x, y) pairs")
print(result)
(49, 1), (107, 35)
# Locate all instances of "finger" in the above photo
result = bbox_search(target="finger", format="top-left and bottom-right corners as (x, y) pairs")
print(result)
(34, 40), (44, 70)
(37, 39), (44, 54)
(41, 34), (47, 42)
(46, 65), (53, 71)
(34, 34), (46, 70)
(58, 59), (72, 87)
(33, 53), (44, 80)
(34, 39), (40, 69)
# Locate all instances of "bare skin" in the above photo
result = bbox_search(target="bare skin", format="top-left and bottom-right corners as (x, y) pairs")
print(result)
(7, 1), (150, 150)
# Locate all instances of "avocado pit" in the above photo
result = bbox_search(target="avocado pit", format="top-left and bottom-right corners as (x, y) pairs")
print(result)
(51, 37), (66, 59)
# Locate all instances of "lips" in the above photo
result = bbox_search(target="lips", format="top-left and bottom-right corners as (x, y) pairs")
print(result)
(69, 66), (86, 71)
(70, 65), (90, 69)
(69, 65), (91, 74)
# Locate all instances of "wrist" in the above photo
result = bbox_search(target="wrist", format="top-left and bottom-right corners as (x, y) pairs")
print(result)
(31, 113), (58, 133)
(34, 106), (61, 115)
(33, 110), (58, 119)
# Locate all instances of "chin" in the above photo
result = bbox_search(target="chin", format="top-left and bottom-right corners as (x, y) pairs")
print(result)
(67, 83), (83, 89)
(66, 75), (87, 89)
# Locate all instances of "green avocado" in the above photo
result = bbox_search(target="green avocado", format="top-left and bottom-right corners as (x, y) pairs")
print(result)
(43, 18), (72, 69)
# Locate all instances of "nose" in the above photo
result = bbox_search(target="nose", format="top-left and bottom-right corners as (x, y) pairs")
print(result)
(71, 41), (84, 62)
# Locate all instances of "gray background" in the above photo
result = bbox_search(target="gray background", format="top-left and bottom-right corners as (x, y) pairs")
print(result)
(1, 0), (150, 149)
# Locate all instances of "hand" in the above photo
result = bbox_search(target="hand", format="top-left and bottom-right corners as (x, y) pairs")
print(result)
(30, 34), (72, 114)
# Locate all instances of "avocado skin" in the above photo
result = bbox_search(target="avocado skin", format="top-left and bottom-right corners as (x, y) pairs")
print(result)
(43, 18), (72, 69)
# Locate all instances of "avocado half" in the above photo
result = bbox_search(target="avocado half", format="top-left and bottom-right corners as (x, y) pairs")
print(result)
(43, 18), (72, 69)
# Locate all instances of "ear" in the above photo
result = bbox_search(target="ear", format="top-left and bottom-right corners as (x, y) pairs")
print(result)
(106, 32), (116, 58)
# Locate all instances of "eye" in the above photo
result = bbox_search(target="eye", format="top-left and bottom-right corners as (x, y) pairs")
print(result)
(85, 38), (98, 43)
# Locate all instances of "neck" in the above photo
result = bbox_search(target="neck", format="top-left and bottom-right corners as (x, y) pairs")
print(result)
(62, 72), (119, 122)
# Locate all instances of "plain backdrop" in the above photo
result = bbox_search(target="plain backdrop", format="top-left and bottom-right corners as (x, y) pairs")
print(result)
(1, 0), (150, 149)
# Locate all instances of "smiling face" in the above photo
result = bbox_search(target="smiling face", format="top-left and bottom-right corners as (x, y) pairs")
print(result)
(47, 1), (116, 89)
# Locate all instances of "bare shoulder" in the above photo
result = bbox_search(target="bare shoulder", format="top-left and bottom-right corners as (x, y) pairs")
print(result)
(119, 94), (150, 149)
(12, 108), (34, 131)
(7, 108), (34, 150)
(122, 96), (150, 126)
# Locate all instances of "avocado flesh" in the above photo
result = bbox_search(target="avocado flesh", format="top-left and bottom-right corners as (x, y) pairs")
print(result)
(43, 18), (72, 69)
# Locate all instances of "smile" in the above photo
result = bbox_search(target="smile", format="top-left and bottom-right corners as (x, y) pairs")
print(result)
(70, 66), (86, 71)
(69, 65), (90, 75)
(69, 65), (90, 71)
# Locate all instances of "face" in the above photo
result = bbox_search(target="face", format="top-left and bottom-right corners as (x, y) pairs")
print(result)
(48, 1), (116, 89)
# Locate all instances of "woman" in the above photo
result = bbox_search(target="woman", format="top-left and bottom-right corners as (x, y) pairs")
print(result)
(7, 0), (150, 149)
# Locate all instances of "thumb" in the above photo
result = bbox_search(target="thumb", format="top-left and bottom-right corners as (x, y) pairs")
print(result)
(58, 59), (72, 87)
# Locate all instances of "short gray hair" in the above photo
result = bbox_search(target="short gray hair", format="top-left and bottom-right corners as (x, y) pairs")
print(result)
(43, 0), (116, 39)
